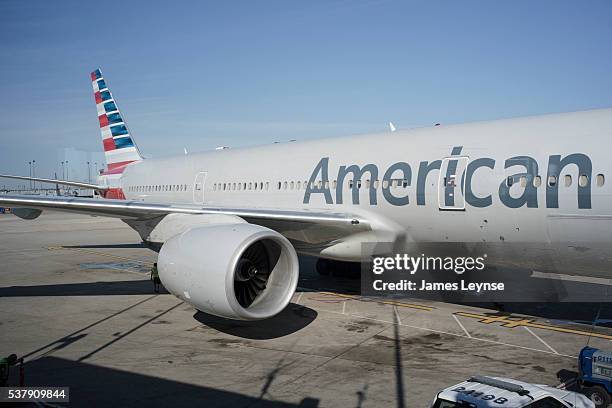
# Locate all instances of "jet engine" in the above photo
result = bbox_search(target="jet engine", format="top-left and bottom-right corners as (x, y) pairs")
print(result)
(158, 223), (299, 320)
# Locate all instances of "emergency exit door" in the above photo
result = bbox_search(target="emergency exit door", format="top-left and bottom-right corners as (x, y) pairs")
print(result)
(438, 157), (469, 210)
(193, 171), (207, 204)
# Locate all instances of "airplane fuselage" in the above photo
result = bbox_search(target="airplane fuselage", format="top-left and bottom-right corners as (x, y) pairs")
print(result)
(115, 108), (612, 277)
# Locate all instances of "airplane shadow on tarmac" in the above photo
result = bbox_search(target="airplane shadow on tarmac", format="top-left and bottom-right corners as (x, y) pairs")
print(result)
(0, 280), (168, 297)
(62, 243), (148, 249)
(11, 356), (321, 408)
(194, 303), (318, 340)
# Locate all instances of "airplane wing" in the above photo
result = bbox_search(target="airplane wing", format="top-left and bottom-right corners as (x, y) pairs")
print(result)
(0, 174), (107, 191)
(0, 194), (368, 230)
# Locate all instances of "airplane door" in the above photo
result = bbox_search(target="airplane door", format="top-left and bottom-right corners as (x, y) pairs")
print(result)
(438, 156), (469, 210)
(193, 171), (207, 204)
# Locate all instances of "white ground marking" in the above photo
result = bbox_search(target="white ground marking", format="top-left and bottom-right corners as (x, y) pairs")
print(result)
(342, 301), (347, 315)
(320, 309), (574, 358)
(452, 314), (472, 339)
(524, 326), (559, 355)
(393, 306), (401, 324)
(295, 292), (304, 305)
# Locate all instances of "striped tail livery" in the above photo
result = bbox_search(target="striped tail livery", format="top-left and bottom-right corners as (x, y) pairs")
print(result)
(91, 68), (143, 198)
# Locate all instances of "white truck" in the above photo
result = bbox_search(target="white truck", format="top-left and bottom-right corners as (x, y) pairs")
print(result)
(431, 376), (594, 408)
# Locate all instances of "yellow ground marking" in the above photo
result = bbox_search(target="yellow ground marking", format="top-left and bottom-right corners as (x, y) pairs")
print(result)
(317, 291), (434, 311)
(455, 311), (612, 341)
(47, 246), (154, 267)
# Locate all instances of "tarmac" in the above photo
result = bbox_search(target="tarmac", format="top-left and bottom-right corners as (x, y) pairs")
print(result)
(1, 211), (611, 407)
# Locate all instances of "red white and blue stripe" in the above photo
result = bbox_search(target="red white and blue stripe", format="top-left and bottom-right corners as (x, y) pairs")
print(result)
(91, 68), (142, 173)
(91, 68), (143, 199)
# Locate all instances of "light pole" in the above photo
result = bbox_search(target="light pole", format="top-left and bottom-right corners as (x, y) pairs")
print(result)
(28, 161), (32, 190)
(87, 161), (91, 183)
(32, 160), (36, 191)
(65, 160), (69, 181)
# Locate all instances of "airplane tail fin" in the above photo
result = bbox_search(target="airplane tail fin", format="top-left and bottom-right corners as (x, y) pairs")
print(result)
(91, 68), (143, 173)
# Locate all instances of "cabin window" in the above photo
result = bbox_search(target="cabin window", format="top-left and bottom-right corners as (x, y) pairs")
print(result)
(533, 176), (541, 187)
(579, 175), (588, 187)
(564, 175), (572, 187)
(348, 180), (353, 189)
(283, 181), (288, 190)
(506, 176), (513, 187)
(324, 181), (329, 189)
(265, 182), (269, 190)
(277, 182), (281, 190)
(303, 181), (308, 189)
(365, 179), (370, 188)
(374, 180), (379, 189)
(331, 180), (336, 189)
(223, 183), (227, 190)
(548, 176), (557, 187)
(519, 176), (527, 187)
(297, 181), (301, 189)
(597, 174), (605, 187)
(382, 180), (389, 188)
(260, 182), (263, 190)
(318, 180), (323, 188)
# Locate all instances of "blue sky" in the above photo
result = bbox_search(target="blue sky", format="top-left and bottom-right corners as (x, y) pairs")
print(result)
(1, 0), (611, 183)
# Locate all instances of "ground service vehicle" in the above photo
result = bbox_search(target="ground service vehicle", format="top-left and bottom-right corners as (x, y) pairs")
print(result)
(432, 376), (594, 408)
(578, 347), (612, 407)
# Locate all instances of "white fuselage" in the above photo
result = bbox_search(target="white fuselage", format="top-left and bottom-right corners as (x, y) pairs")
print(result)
(112, 109), (612, 277)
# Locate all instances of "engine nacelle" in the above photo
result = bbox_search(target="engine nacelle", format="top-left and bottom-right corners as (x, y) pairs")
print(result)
(158, 223), (299, 320)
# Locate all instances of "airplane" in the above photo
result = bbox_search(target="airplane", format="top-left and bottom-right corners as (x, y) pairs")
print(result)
(1, 68), (611, 320)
